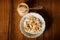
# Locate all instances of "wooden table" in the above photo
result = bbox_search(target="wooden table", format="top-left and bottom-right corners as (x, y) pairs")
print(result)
(0, 0), (60, 40)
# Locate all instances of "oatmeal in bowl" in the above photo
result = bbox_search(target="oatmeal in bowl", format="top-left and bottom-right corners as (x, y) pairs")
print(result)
(24, 15), (42, 34)
(20, 12), (45, 38)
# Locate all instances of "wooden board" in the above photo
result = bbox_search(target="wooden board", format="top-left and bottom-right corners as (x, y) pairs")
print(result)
(0, 0), (60, 40)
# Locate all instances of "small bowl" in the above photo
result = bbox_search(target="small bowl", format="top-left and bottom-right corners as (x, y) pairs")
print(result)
(17, 3), (29, 16)
(20, 12), (45, 38)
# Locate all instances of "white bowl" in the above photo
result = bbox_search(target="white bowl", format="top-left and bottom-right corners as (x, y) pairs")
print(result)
(20, 12), (45, 38)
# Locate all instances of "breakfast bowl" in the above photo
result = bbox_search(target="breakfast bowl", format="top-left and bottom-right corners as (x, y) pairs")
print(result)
(20, 12), (45, 38)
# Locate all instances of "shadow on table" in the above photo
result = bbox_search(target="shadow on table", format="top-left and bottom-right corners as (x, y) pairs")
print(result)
(30, 9), (53, 33)
(25, 0), (53, 32)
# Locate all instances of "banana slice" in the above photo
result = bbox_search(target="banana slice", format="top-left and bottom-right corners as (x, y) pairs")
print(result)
(17, 3), (29, 16)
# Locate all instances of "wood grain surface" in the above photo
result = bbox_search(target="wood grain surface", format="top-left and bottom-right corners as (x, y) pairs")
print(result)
(0, 0), (60, 40)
